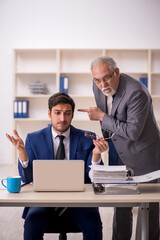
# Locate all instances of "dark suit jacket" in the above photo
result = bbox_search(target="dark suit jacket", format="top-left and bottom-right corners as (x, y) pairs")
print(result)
(93, 73), (160, 175)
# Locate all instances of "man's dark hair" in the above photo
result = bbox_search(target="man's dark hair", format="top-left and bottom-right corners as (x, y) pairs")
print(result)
(48, 92), (75, 112)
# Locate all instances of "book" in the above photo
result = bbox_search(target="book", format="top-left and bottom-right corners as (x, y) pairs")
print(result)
(60, 76), (68, 93)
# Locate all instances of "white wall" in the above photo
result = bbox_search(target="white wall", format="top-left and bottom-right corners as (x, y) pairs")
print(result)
(0, 0), (160, 164)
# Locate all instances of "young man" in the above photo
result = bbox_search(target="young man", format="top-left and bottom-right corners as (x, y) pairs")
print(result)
(6, 92), (108, 240)
(78, 56), (160, 240)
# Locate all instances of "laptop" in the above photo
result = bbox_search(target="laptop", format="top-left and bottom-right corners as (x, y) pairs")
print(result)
(33, 160), (85, 191)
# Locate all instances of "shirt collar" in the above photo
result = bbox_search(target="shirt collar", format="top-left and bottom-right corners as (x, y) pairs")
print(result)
(51, 127), (70, 140)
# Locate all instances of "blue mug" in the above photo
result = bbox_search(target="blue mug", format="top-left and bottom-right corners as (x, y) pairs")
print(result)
(1, 176), (21, 193)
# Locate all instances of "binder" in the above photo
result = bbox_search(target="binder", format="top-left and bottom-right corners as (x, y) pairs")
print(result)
(18, 101), (22, 118)
(22, 100), (29, 118)
(140, 77), (148, 88)
(13, 100), (29, 118)
(92, 183), (139, 195)
(60, 76), (68, 93)
(13, 101), (18, 118)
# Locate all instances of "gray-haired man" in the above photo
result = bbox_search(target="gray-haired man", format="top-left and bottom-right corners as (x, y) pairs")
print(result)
(78, 56), (160, 240)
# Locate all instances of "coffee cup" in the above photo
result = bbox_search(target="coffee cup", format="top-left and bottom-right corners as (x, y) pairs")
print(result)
(1, 176), (22, 193)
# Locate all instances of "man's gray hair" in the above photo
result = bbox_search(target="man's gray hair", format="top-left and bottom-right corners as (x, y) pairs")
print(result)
(90, 56), (117, 72)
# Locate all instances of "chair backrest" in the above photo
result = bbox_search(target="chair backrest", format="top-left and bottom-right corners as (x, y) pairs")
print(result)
(59, 233), (67, 240)
(45, 223), (81, 240)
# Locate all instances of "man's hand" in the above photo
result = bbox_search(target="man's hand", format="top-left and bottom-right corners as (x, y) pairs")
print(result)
(78, 107), (105, 121)
(92, 138), (109, 162)
(93, 138), (109, 155)
(6, 129), (28, 162)
(6, 129), (25, 151)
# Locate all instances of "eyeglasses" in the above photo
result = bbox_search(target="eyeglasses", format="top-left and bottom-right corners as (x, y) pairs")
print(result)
(93, 70), (115, 85)
(84, 131), (115, 140)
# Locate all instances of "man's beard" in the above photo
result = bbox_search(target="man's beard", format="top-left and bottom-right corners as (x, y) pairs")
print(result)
(102, 86), (116, 96)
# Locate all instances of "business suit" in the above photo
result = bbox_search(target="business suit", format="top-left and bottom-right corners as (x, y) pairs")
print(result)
(93, 73), (160, 240)
(18, 124), (103, 240)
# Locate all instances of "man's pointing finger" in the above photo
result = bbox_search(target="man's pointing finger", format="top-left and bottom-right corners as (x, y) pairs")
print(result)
(77, 109), (90, 112)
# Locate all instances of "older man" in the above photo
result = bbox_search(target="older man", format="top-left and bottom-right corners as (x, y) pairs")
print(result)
(78, 56), (160, 240)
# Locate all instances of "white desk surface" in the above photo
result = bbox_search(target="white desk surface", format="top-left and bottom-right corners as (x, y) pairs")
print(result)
(0, 184), (160, 207)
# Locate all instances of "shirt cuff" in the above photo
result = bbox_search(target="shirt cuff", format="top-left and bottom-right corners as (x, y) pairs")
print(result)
(91, 158), (101, 165)
(19, 158), (29, 168)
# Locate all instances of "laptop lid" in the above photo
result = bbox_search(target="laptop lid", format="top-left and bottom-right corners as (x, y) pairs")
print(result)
(33, 160), (85, 192)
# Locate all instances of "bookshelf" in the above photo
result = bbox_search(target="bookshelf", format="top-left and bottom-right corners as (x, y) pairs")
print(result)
(13, 48), (160, 163)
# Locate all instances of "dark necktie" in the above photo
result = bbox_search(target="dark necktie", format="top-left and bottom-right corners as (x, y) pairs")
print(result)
(56, 135), (65, 159)
(108, 95), (118, 165)
(55, 135), (67, 216)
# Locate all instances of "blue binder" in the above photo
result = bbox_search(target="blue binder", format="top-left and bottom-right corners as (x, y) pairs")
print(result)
(140, 77), (148, 88)
(13, 100), (18, 118)
(22, 100), (29, 118)
(60, 76), (68, 93)
(13, 100), (29, 118)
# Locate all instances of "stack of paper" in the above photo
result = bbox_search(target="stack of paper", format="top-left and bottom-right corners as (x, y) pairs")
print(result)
(89, 165), (128, 183)
(28, 80), (47, 94)
(90, 165), (160, 184)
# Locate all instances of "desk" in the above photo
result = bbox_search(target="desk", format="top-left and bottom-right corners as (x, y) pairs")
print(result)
(0, 183), (160, 240)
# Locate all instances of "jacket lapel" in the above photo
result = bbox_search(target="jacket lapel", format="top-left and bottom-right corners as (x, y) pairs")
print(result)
(111, 76), (125, 116)
(93, 82), (107, 113)
(44, 125), (55, 159)
(100, 93), (107, 113)
(69, 125), (79, 160)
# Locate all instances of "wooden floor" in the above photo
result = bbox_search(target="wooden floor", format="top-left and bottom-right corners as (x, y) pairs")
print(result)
(0, 165), (138, 240)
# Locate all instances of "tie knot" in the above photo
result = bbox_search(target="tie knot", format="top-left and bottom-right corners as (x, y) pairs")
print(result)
(112, 95), (115, 101)
(57, 135), (65, 142)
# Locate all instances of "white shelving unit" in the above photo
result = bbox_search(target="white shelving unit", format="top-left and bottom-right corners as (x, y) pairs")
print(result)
(13, 48), (160, 163)
(150, 49), (160, 125)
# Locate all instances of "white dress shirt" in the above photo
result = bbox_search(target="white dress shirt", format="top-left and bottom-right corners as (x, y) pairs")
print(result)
(107, 95), (113, 116)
